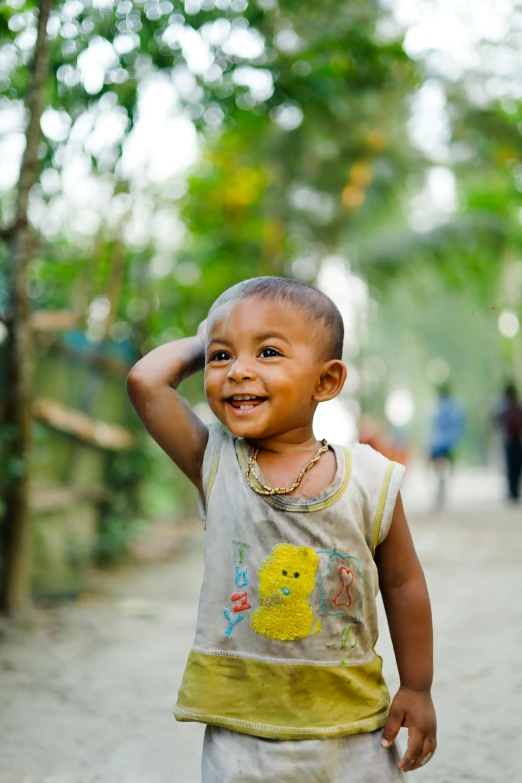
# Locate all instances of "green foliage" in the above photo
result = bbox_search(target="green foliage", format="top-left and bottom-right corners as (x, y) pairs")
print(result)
(94, 511), (147, 565)
(364, 266), (506, 463)
(89, 417), (149, 563)
(2, 0), (520, 538)
(104, 443), (149, 501)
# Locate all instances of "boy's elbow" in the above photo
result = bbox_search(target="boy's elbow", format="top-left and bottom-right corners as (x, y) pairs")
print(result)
(380, 566), (427, 598)
(126, 365), (151, 400)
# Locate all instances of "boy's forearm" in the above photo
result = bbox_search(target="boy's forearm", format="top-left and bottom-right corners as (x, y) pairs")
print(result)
(381, 577), (433, 692)
(127, 337), (205, 390)
(378, 498), (437, 771)
(126, 335), (209, 491)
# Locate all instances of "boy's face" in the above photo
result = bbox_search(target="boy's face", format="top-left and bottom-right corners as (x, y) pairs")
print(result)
(204, 296), (336, 441)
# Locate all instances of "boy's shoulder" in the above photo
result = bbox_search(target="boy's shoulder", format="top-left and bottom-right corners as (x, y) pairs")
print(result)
(348, 441), (406, 549)
(349, 440), (394, 470)
(348, 440), (405, 499)
(204, 422), (233, 450)
(201, 423), (231, 466)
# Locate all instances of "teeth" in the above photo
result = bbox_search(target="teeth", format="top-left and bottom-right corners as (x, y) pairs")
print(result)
(232, 395), (258, 401)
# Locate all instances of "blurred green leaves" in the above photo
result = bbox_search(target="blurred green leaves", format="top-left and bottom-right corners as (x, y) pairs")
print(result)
(1, 0), (521, 517)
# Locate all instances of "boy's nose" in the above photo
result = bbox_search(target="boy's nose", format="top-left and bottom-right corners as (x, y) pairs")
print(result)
(227, 358), (255, 382)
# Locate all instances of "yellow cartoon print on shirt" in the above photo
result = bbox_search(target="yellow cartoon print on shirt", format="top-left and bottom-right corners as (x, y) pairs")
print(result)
(252, 543), (322, 641)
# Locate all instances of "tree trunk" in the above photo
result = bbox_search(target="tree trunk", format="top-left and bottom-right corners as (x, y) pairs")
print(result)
(0, 0), (53, 614)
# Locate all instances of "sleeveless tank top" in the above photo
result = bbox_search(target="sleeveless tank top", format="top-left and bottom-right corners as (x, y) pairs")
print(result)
(174, 424), (405, 740)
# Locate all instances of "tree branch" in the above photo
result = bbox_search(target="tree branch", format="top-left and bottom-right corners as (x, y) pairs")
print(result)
(0, 0), (54, 615)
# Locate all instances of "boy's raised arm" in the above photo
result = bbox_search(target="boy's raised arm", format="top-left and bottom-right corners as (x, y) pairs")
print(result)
(375, 493), (437, 772)
(126, 328), (209, 495)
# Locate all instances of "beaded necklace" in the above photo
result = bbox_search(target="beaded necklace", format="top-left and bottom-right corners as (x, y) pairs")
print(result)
(245, 439), (329, 496)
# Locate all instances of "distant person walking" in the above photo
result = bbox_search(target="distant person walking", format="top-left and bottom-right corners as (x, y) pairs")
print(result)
(495, 383), (522, 502)
(429, 385), (465, 509)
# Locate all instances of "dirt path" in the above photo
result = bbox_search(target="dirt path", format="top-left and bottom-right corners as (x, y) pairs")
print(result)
(1, 468), (521, 782)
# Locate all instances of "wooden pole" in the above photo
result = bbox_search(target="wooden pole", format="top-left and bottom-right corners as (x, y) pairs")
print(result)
(0, 0), (53, 614)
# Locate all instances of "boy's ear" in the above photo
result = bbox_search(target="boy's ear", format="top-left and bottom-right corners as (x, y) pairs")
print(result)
(313, 360), (347, 402)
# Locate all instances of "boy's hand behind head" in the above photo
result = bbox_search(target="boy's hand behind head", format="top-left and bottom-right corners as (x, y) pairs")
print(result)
(196, 318), (208, 345)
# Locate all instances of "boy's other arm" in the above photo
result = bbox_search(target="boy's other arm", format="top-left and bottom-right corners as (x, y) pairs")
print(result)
(375, 493), (437, 772)
(126, 335), (209, 495)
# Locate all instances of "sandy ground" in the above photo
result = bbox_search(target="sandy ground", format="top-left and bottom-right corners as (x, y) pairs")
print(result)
(1, 466), (521, 783)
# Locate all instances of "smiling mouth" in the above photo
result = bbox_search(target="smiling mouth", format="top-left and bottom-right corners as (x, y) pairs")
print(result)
(226, 395), (267, 413)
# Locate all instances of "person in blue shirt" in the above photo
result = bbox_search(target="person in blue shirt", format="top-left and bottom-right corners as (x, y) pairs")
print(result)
(429, 384), (465, 509)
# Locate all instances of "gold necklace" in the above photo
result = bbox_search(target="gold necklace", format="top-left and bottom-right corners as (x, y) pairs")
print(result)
(245, 439), (329, 496)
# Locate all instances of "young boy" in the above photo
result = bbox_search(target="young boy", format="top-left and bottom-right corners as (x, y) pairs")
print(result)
(127, 277), (436, 782)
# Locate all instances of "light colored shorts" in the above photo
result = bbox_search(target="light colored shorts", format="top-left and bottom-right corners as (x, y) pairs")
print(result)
(202, 725), (404, 783)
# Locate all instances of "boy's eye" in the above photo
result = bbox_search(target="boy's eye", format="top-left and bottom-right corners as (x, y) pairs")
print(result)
(259, 347), (280, 359)
(209, 350), (231, 362)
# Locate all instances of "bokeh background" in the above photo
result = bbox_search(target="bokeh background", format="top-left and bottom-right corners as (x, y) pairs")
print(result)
(1, 0), (521, 781)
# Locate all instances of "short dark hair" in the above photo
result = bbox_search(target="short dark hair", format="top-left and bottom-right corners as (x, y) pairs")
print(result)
(208, 277), (344, 360)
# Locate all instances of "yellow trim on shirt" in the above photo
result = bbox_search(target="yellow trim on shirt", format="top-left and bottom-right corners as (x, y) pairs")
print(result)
(174, 706), (389, 739)
(206, 446), (221, 504)
(372, 461), (396, 554)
